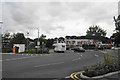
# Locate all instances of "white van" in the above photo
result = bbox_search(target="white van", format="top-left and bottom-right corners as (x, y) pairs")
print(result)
(53, 42), (66, 53)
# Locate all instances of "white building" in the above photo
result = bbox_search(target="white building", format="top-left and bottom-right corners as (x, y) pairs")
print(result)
(65, 36), (102, 46)
(13, 44), (25, 53)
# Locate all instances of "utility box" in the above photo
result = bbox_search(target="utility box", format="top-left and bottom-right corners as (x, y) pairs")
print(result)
(13, 44), (25, 53)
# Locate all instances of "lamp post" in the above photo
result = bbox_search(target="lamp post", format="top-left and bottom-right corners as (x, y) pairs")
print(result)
(27, 27), (40, 53)
(26, 31), (29, 51)
(37, 28), (40, 53)
(0, 21), (3, 53)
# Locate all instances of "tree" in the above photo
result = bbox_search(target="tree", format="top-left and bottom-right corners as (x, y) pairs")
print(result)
(2, 32), (13, 53)
(111, 15), (120, 46)
(110, 32), (120, 46)
(113, 15), (120, 32)
(39, 34), (46, 46)
(2, 32), (11, 39)
(86, 25), (107, 37)
(34, 34), (46, 47)
(11, 33), (26, 44)
(40, 34), (46, 39)
(46, 38), (54, 48)
(58, 37), (65, 42)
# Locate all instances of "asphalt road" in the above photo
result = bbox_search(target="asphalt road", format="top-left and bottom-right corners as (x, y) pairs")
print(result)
(2, 50), (105, 79)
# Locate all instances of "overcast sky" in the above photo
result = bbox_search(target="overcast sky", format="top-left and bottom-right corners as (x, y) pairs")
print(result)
(0, 0), (119, 39)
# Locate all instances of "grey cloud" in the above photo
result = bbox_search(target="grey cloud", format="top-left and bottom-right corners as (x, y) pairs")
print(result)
(3, 2), (65, 35)
(4, 2), (39, 24)
(2, 2), (117, 38)
(80, 2), (117, 25)
(3, 2), (40, 33)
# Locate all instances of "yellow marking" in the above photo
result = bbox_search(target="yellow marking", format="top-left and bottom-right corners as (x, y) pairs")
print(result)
(70, 72), (76, 80)
(70, 71), (109, 80)
(70, 71), (85, 80)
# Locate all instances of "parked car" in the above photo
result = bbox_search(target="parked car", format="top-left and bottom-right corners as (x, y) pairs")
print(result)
(73, 47), (85, 52)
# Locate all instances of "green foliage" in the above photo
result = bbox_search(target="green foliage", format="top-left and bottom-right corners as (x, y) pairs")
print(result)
(111, 32), (120, 46)
(2, 48), (13, 53)
(83, 57), (120, 77)
(104, 54), (112, 63)
(86, 25), (107, 37)
(11, 33), (26, 44)
(20, 48), (49, 54)
(46, 38), (54, 49)
(112, 15), (120, 46)
(113, 15), (120, 32)
(24, 49), (36, 53)
(82, 44), (95, 49)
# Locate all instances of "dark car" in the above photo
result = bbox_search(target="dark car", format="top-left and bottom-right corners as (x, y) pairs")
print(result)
(73, 47), (85, 52)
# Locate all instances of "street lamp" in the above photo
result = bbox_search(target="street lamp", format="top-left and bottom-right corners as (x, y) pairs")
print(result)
(37, 28), (40, 53)
(27, 27), (40, 53)
(26, 31), (29, 51)
(0, 21), (3, 53)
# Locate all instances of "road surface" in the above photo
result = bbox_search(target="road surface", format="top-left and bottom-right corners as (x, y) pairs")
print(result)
(1, 50), (105, 79)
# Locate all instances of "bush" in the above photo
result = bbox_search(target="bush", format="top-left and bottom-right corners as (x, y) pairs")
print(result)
(2, 48), (13, 53)
(20, 48), (49, 54)
(82, 44), (96, 49)
(83, 58), (120, 77)
(37, 48), (49, 54)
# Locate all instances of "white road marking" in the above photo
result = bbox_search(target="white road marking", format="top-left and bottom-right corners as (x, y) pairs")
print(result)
(77, 53), (80, 54)
(72, 57), (81, 61)
(0, 53), (14, 54)
(95, 54), (99, 57)
(0, 60), (2, 62)
(34, 62), (64, 67)
(65, 76), (71, 78)
(3, 56), (37, 61)
(100, 51), (108, 54)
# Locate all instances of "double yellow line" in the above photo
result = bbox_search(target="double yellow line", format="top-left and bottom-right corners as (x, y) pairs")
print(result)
(70, 71), (109, 80)
(70, 71), (84, 80)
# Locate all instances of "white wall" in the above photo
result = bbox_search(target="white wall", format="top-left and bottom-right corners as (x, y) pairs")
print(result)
(13, 44), (25, 52)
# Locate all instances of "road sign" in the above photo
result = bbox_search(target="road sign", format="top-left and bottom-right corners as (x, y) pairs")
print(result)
(37, 42), (40, 45)
(35, 46), (40, 48)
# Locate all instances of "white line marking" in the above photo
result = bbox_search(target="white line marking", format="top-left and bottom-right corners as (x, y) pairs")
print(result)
(100, 51), (108, 54)
(95, 54), (99, 57)
(0, 53), (14, 54)
(0, 60), (2, 62)
(65, 76), (70, 78)
(72, 58), (81, 61)
(3, 56), (37, 61)
(34, 62), (64, 67)
(77, 53), (80, 54)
